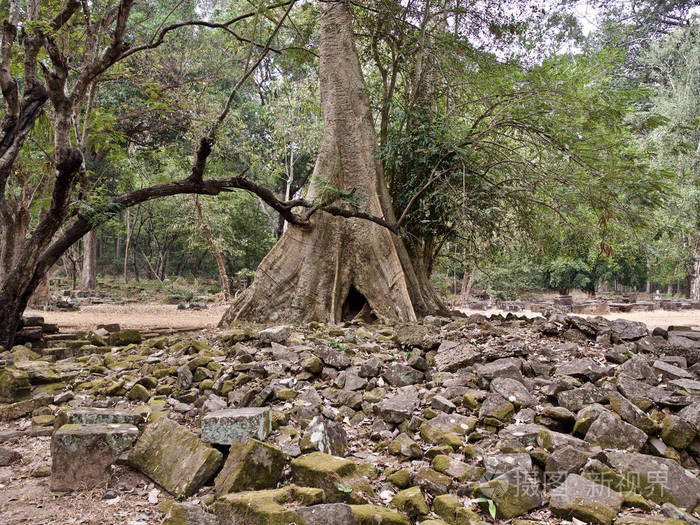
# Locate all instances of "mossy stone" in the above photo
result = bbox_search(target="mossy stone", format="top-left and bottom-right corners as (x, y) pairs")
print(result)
(137, 376), (158, 389)
(32, 414), (54, 426)
(423, 407), (438, 419)
(433, 494), (460, 523)
(214, 439), (286, 496)
(127, 383), (150, 402)
(276, 388), (297, 401)
(214, 485), (322, 525)
(301, 356), (322, 375)
(109, 330), (142, 346)
(290, 452), (357, 503)
(0, 367), (31, 403)
(622, 491), (651, 511)
(104, 380), (126, 397)
(660, 415), (696, 450)
(351, 504), (410, 525)
(439, 432), (463, 448)
(193, 367), (211, 382)
(387, 469), (411, 489)
(415, 468), (452, 495)
(472, 470), (541, 519)
(431, 455), (451, 474)
(11, 346), (41, 362)
(221, 380), (234, 396)
(154, 367), (174, 379)
(156, 385), (172, 396)
(391, 486), (429, 517)
(127, 417), (222, 497)
(425, 446), (453, 460)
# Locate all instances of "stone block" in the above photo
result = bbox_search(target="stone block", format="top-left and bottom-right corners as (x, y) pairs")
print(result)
(54, 407), (144, 429)
(549, 474), (623, 525)
(214, 485), (324, 525)
(201, 407), (272, 445)
(50, 423), (139, 491)
(128, 417), (222, 497)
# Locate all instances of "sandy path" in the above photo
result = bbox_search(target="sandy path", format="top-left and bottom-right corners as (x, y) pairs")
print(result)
(24, 303), (700, 331)
(25, 303), (230, 331)
(459, 308), (700, 330)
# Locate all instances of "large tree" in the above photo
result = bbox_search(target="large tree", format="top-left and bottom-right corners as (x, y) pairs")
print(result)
(0, 0), (306, 348)
(221, 1), (449, 325)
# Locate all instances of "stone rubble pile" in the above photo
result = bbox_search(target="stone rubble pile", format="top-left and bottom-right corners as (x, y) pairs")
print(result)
(1, 312), (699, 525)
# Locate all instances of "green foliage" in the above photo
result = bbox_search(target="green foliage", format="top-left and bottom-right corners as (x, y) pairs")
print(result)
(473, 497), (497, 519)
(546, 258), (591, 295)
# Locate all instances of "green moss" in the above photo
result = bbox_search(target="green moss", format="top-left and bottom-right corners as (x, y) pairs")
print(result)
(661, 415), (696, 449)
(351, 505), (411, 525)
(473, 476), (539, 519)
(439, 432), (463, 448)
(391, 486), (428, 517)
(423, 407), (438, 419)
(433, 494), (460, 523)
(622, 491), (651, 511)
(127, 384), (150, 401)
(109, 330), (142, 346)
(0, 367), (31, 403)
(387, 469), (411, 489)
(275, 388), (297, 401)
(431, 455), (451, 474)
(556, 497), (619, 525)
(214, 485), (321, 525)
(214, 440), (285, 496)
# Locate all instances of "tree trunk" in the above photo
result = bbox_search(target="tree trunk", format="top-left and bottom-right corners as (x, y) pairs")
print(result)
(461, 266), (476, 299)
(691, 238), (700, 301)
(221, 2), (447, 326)
(81, 229), (97, 289)
(0, 207), (29, 281)
(157, 247), (169, 281)
(194, 195), (231, 301)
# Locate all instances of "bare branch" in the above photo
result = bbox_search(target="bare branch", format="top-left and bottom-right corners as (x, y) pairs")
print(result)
(120, 1), (294, 61)
(70, 0), (136, 105)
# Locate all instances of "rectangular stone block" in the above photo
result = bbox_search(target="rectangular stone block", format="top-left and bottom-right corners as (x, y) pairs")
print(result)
(201, 408), (272, 445)
(128, 417), (222, 497)
(51, 423), (139, 491)
(54, 407), (144, 429)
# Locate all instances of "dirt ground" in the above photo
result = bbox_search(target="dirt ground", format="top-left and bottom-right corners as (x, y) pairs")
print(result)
(25, 304), (230, 331)
(0, 429), (168, 524)
(25, 302), (700, 331)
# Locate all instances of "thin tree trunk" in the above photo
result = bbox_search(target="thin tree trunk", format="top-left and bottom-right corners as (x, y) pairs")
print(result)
(461, 266), (476, 299)
(140, 248), (162, 283)
(194, 196), (231, 301)
(80, 229), (97, 289)
(690, 238), (700, 301)
(157, 247), (169, 281)
(123, 208), (135, 283)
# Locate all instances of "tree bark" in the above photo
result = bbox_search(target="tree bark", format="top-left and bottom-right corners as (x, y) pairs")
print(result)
(81, 229), (97, 289)
(0, 205), (29, 281)
(221, 2), (448, 326)
(691, 237), (700, 301)
(194, 196), (231, 300)
(461, 266), (476, 299)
